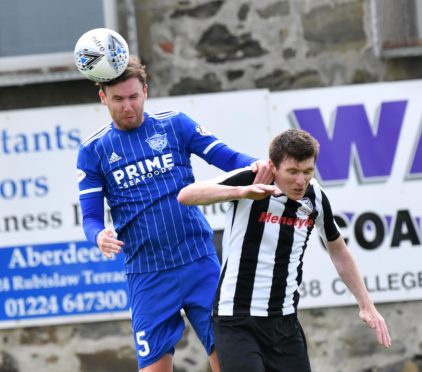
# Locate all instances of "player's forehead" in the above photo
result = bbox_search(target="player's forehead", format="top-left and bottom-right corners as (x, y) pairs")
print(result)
(105, 77), (144, 96)
(279, 156), (315, 171)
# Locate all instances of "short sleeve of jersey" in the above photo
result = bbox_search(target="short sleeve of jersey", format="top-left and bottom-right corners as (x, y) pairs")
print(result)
(77, 142), (104, 200)
(218, 168), (256, 186)
(315, 188), (340, 242)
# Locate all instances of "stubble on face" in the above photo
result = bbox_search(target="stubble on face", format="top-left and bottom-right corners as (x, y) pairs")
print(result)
(100, 78), (147, 131)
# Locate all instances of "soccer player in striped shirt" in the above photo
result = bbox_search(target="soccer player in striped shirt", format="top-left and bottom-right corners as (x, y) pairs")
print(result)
(178, 128), (391, 372)
(76, 55), (272, 372)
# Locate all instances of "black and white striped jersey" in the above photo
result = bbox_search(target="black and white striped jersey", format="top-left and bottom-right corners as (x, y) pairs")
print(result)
(213, 168), (340, 317)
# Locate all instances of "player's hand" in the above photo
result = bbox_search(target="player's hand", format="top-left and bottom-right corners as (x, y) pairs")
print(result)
(250, 159), (274, 184)
(97, 228), (124, 258)
(240, 184), (281, 200)
(359, 306), (391, 348)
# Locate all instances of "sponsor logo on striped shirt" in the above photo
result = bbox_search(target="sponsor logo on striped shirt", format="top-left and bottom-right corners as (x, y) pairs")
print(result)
(258, 212), (314, 228)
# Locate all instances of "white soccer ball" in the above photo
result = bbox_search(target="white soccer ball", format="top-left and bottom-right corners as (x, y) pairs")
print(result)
(74, 28), (129, 83)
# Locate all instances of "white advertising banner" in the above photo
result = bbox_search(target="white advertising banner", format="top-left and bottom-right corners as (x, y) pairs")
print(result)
(0, 81), (421, 328)
(269, 81), (422, 308)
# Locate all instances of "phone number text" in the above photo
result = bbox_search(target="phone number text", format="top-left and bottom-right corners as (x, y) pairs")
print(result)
(3, 290), (127, 318)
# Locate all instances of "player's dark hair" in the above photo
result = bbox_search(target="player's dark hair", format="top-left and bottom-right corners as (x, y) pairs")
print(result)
(269, 129), (320, 167)
(98, 55), (147, 92)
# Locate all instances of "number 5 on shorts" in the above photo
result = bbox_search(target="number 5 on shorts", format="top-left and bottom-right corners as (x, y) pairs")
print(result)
(136, 331), (150, 357)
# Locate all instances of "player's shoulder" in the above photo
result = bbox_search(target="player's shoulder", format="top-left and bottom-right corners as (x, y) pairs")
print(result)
(81, 123), (112, 147)
(307, 178), (323, 194)
(216, 167), (255, 186)
(308, 177), (331, 200)
(309, 177), (321, 189)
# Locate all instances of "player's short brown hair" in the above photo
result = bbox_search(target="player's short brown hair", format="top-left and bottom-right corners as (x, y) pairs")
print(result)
(98, 55), (147, 92)
(269, 129), (320, 167)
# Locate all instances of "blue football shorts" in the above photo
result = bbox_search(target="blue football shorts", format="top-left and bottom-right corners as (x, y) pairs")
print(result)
(126, 253), (221, 369)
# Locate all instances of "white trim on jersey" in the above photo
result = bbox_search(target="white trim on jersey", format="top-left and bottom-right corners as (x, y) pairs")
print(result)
(82, 124), (112, 146)
(203, 140), (222, 155)
(79, 187), (102, 195)
(147, 110), (179, 120)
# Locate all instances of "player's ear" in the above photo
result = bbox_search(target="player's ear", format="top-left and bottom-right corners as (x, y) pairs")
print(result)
(98, 89), (107, 105)
(143, 84), (148, 98)
(269, 160), (277, 174)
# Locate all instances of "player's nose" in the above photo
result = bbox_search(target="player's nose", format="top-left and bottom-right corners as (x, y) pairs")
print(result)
(296, 174), (306, 185)
(122, 100), (131, 111)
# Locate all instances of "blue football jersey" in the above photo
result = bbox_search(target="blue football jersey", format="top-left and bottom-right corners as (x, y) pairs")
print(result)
(77, 111), (255, 273)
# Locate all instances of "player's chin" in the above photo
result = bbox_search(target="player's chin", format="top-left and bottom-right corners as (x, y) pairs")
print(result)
(121, 119), (140, 130)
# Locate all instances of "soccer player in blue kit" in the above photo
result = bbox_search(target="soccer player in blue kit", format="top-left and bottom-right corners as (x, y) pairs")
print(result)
(76, 55), (271, 371)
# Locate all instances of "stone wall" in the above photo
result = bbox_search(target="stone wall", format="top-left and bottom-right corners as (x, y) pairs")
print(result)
(1, 301), (422, 372)
(136, 0), (422, 97)
(1, 1), (422, 371)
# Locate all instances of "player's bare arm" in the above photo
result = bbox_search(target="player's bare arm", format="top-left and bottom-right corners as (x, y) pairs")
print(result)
(178, 182), (281, 206)
(325, 237), (392, 348)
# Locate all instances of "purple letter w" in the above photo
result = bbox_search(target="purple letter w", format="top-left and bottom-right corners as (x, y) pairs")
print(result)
(292, 101), (407, 183)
